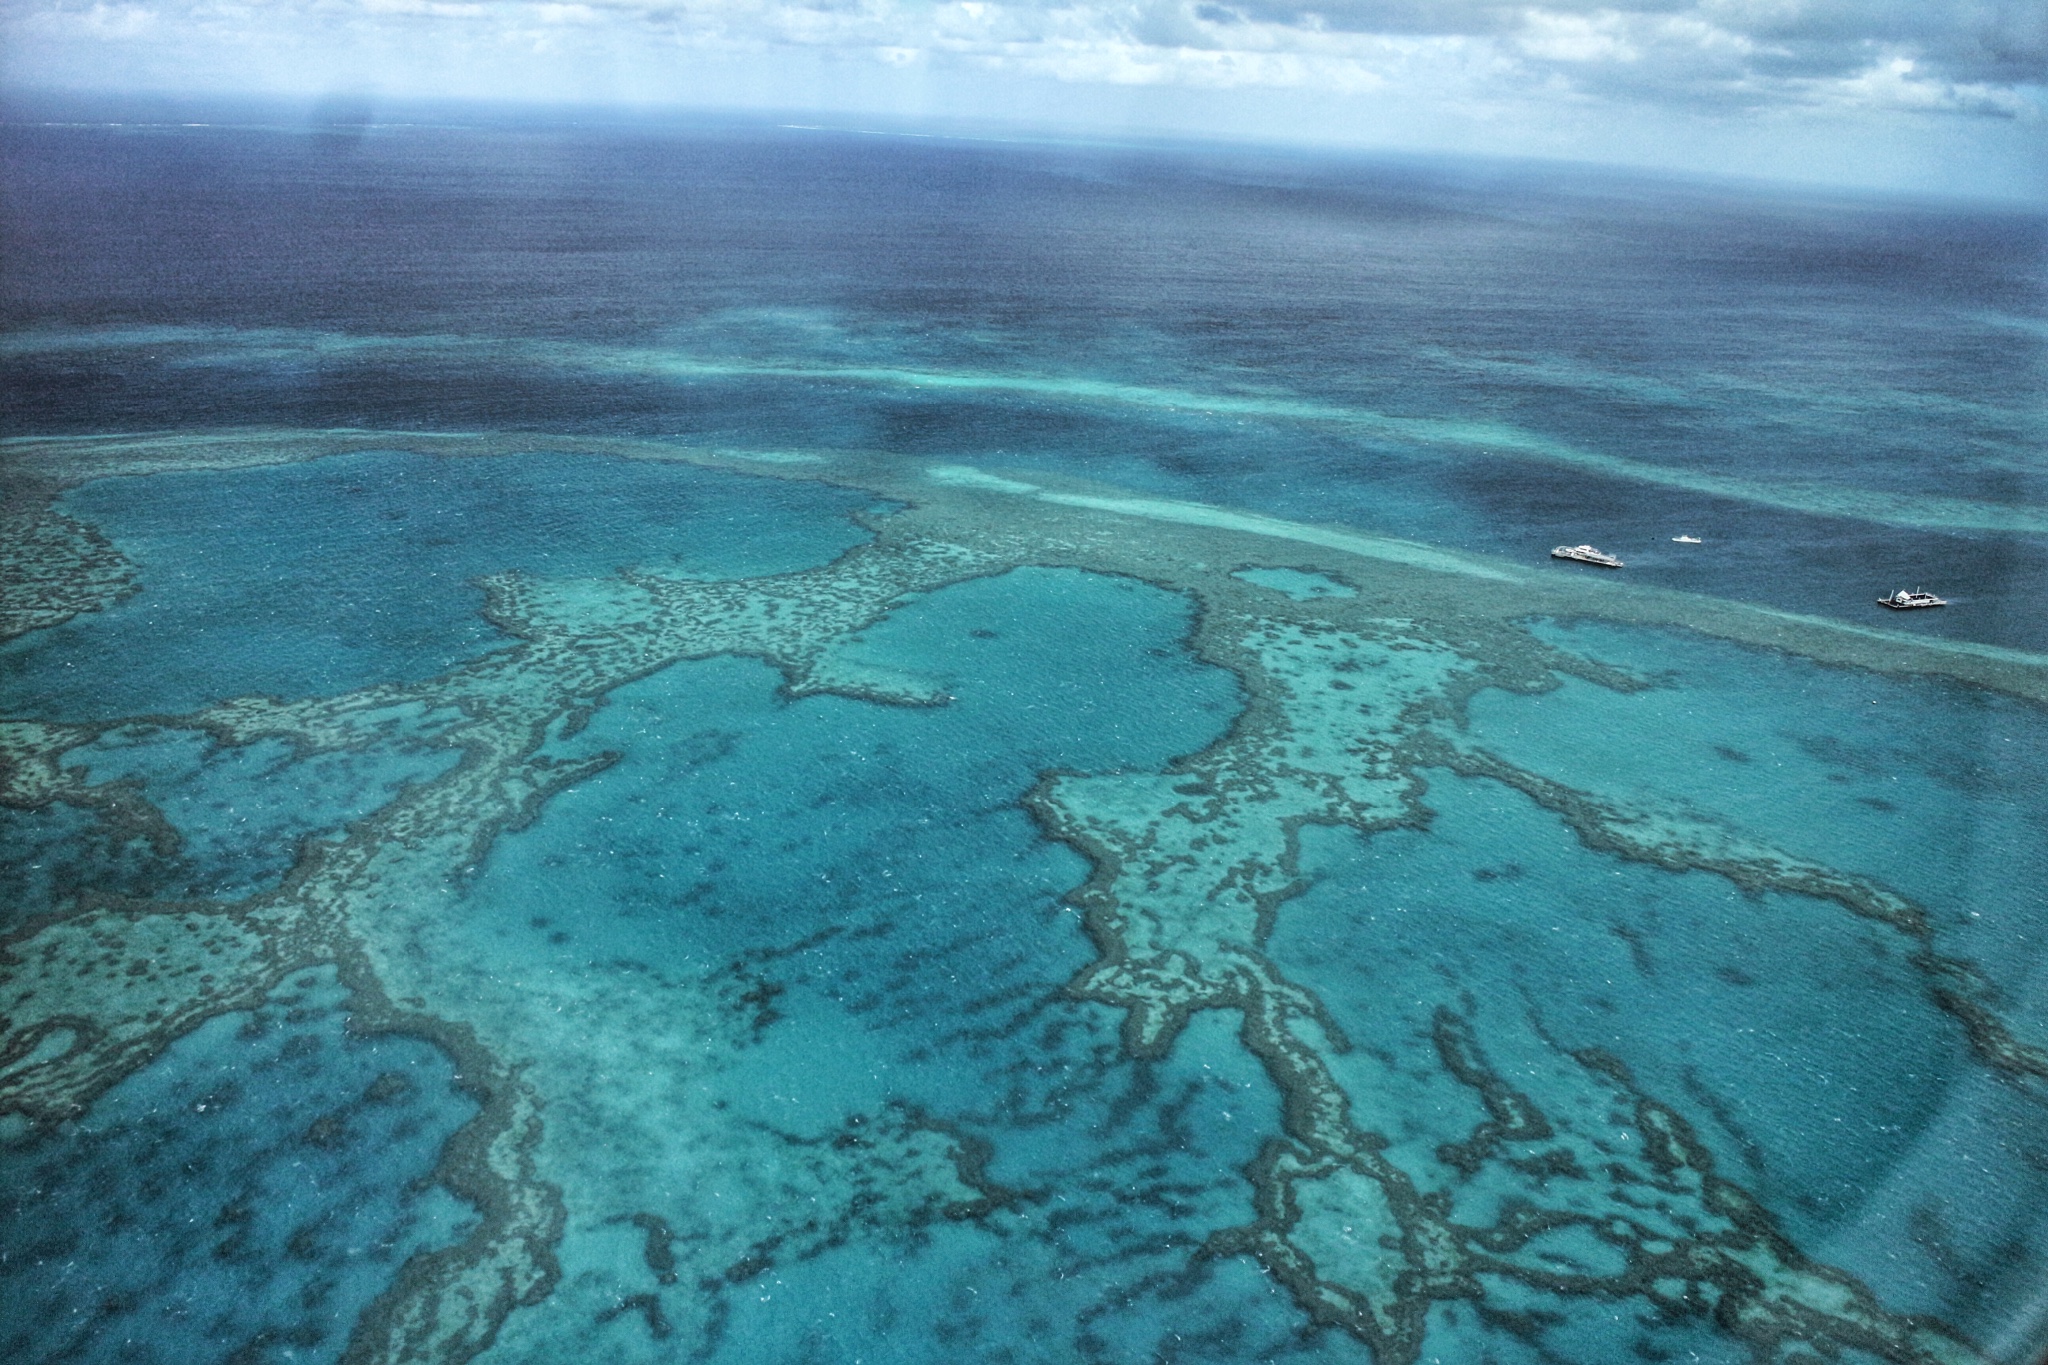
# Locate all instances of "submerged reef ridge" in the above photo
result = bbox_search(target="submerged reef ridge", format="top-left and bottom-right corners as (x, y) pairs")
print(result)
(2, 429), (2040, 1365)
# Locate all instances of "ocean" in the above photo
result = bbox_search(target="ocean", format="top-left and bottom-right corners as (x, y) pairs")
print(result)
(2, 107), (2046, 1365)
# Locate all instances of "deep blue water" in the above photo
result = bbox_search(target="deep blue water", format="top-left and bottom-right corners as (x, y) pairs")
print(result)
(3, 112), (2044, 646)
(4, 107), (2047, 1365)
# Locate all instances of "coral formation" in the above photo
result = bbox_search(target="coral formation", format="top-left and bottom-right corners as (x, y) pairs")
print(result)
(4, 430), (2039, 1363)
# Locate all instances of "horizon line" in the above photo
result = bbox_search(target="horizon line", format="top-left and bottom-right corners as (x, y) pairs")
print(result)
(5, 85), (2046, 211)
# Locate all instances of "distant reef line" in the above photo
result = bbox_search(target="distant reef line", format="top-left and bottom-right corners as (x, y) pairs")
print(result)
(7, 425), (2048, 708)
(3, 324), (2045, 535)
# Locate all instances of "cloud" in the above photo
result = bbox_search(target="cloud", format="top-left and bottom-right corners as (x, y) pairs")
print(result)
(2, 0), (2043, 198)
(6, 0), (2041, 109)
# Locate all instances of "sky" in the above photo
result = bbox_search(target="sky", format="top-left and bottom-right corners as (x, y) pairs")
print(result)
(2, 0), (2045, 199)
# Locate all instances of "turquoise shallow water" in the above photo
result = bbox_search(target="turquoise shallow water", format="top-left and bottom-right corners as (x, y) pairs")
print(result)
(4, 117), (2047, 1365)
(473, 567), (1240, 972)
(12, 444), (2031, 1358)
(7, 435), (2046, 1365)
(0, 449), (876, 719)
(0, 719), (459, 930)
(456, 568), (1307, 1360)
(1437, 621), (2048, 1347)
(1272, 778), (1987, 1318)
(1472, 620), (2048, 1003)
(0, 968), (477, 1365)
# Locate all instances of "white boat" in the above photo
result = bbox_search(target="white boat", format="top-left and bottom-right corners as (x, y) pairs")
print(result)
(1672, 535), (1701, 544)
(1552, 544), (1623, 568)
(1878, 588), (1946, 609)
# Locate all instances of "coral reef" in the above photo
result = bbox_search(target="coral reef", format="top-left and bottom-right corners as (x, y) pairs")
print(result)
(4, 430), (2040, 1363)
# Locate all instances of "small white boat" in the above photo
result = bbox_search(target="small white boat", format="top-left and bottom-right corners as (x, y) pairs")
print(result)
(1878, 588), (1946, 610)
(1672, 535), (1701, 544)
(1552, 544), (1623, 568)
